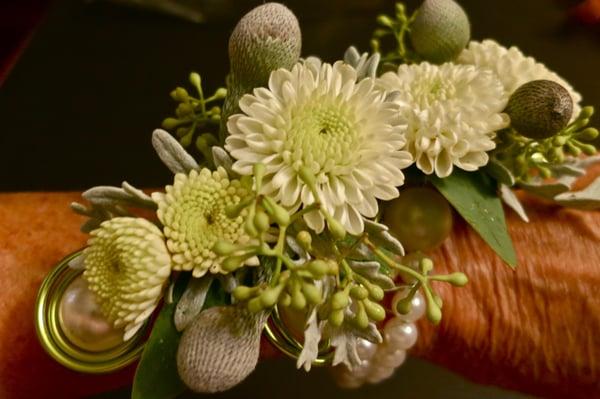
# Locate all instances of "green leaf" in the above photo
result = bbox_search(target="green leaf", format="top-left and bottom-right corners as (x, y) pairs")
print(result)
(430, 170), (517, 268)
(131, 276), (227, 399)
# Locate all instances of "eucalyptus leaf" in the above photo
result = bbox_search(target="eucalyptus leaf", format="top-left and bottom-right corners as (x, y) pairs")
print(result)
(554, 176), (600, 209)
(431, 170), (517, 268)
(499, 184), (529, 222)
(152, 129), (199, 174)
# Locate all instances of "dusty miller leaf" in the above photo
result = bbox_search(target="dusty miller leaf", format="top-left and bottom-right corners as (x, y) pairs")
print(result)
(343, 46), (380, 80)
(499, 184), (529, 222)
(554, 176), (600, 209)
(348, 260), (395, 289)
(174, 276), (214, 332)
(296, 310), (322, 372)
(364, 219), (404, 256)
(152, 129), (199, 174)
(212, 146), (236, 177)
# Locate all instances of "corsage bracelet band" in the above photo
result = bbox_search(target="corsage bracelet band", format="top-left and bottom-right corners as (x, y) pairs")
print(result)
(34, 0), (600, 396)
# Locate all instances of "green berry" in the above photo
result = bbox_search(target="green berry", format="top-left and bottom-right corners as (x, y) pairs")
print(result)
(410, 0), (471, 63)
(354, 303), (369, 329)
(291, 289), (307, 310)
(329, 309), (345, 327)
(363, 299), (386, 322)
(331, 291), (349, 310)
(301, 283), (322, 305)
(350, 285), (369, 300)
(248, 297), (263, 313)
(307, 260), (328, 278)
(233, 285), (254, 301)
(506, 80), (573, 140)
(383, 187), (453, 253)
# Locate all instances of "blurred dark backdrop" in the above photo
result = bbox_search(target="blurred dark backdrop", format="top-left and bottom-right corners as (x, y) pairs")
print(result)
(0, 0), (599, 192)
(0, 0), (598, 397)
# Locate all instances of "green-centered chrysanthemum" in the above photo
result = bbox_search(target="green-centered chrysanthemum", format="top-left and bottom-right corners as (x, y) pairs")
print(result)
(225, 59), (412, 235)
(152, 167), (254, 277)
(83, 217), (171, 341)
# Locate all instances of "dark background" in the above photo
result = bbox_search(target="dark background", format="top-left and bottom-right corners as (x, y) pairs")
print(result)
(1, 0), (598, 397)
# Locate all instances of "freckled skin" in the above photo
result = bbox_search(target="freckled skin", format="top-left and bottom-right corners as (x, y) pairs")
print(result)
(1, 165), (600, 398)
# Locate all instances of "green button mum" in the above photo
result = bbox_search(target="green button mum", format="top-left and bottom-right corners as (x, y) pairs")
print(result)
(153, 167), (255, 277)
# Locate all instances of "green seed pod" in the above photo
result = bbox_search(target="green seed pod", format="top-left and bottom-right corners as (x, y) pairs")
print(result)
(253, 209), (270, 233)
(176, 103), (194, 117)
(291, 289), (307, 310)
(296, 231), (312, 251)
(577, 127), (599, 141)
(579, 143), (597, 156)
(248, 297), (263, 313)
(505, 80), (573, 140)
(426, 302), (442, 324)
(213, 240), (238, 256)
(307, 260), (328, 279)
(260, 286), (282, 308)
(579, 106), (594, 120)
(354, 303), (369, 329)
(329, 309), (345, 327)
(410, 0), (471, 63)
(222, 255), (245, 272)
(331, 291), (349, 310)
(367, 284), (385, 302)
(162, 117), (180, 130)
(301, 283), (322, 305)
(221, 3), (302, 135)
(233, 285), (254, 301)
(447, 272), (469, 287)
(280, 292), (292, 307)
(363, 299), (386, 322)
(326, 260), (339, 276)
(420, 258), (434, 274)
(326, 217), (346, 241)
(395, 296), (413, 315)
(261, 197), (290, 226)
(349, 285), (369, 300)
(550, 147), (565, 163)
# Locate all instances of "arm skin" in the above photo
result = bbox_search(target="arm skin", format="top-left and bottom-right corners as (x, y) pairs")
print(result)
(0, 165), (598, 398)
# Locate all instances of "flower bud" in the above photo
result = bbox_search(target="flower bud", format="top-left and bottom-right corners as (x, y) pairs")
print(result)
(354, 303), (369, 329)
(162, 117), (181, 130)
(296, 231), (312, 251)
(410, 0), (470, 63)
(260, 286), (282, 308)
(301, 283), (322, 305)
(189, 72), (201, 89)
(213, 87), (227, 99)
(446, 272), (469, 287)
(426, 302), (442, 324)
(367, 284), (384, 302)
(329, 309), (345, 327)
(327, 217), (346, 241)
(213, 240), (238, 256)
(307, 260), (327, 279)
(233, 285), (254, 301)
(253, 209), (270, 233)
(577, 127), (599, 141)
(350, 285), (369, 300)
(331, 291), (349, 310)
(363, 299), (386, 322)
(248, 297), (263, 313)
(506, 80), (573, 140)
(291, 289), (307, 310)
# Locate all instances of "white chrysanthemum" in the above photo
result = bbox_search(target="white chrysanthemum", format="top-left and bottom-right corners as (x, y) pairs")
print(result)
(152, 167), (255, 277)
(457, 39), (582, 118)
(225, 60), (412, 235)
(377, 62), (509, 177)
(83, 217), (171, 341)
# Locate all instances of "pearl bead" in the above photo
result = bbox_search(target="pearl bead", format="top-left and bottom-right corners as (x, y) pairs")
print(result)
(392, 289), (426, 323)
(380, 348), (407, 368)
(366, 364), (395, 384)
(59, 276), (124, 352)
(355, 338), (378, 361)
(384, 319), (418, 350)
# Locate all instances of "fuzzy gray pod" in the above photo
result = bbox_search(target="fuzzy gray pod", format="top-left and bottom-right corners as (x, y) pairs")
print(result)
(410, 0), (470, 63)
(176, 306), (267, 393)
(220, 3), (302, 136)
(505, 79), (573, 140)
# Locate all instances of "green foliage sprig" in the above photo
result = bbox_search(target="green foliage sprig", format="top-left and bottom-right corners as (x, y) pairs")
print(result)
(213, 163), (467, 327)
(162, 72), (226, 163)
(493, 106), (599, 182)
(371, 3), (419, 66)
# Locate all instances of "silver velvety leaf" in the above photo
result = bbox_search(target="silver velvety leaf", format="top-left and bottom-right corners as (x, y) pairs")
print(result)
(343, 46), (380, 80)
(296, 310), (322, 372)
(212, 146), (236, 177)
(348, 260), (395, 289)
(174, 276), (214, 332)
(364, 219), (404, 256)
(152, 129), (199, 174)
(499, 184), (529, 222)
(554, 176), (600, 210)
